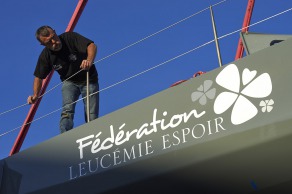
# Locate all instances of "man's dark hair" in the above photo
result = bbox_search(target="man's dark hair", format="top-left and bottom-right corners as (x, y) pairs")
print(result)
(35, 26), (54, 42)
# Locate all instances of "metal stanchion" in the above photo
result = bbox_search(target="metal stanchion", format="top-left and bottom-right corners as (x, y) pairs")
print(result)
(86, 71), (90, 122)
(210, 6), (222, 67)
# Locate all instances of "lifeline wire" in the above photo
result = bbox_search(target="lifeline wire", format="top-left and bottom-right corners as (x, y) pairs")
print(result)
(0, 103), (28, 117)
(1, 6), (291, 138)
(94, 0), (227, 64)
(0, 69), (84, 117)
(0, 0), (227, 117)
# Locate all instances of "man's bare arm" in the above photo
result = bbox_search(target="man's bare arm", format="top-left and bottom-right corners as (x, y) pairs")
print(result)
(27, 77), (43, 104)
(80, 42), (97, 70)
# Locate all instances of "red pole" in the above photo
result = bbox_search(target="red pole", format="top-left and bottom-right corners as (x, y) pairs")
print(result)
(10, 0), (88, 156)
(235, 0), (255, 60)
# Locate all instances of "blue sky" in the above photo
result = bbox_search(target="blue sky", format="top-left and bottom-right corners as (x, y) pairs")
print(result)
(0, 0), (291, 160)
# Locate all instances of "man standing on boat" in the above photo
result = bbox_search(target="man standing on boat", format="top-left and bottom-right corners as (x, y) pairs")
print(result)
(27, 25), (99, 133)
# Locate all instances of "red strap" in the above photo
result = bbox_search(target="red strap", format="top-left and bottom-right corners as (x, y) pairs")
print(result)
(170, 71), (206, 87)
(193, 71), (205, 77)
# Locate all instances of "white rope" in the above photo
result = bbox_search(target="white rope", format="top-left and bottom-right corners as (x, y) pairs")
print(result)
(0, 103), (28, 117)
(0, 69), (84, 117)
(1, 6), (291, 138)
(0, 1), (226, 117)
(94, 0), (227, 64)
(218, 7), (292, 40)
(38, 69), (83, 98)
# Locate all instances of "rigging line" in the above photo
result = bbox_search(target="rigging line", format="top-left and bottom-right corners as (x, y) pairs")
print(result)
(0, 69), (84, 117)
(0, 103), (28, 117)
(93, 41), (216, 95)
(0, 97), (84, 137)
(38, 69), (84, 98)
(0, 69), (83, 116)
(0, 5), (291, 138)
(218, 7), (292, 40)
(0, 107), (62, 138)
(93, 0), (227, 64)
(0, 1), (227, 118)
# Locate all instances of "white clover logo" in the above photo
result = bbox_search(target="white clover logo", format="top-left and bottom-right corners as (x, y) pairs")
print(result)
(191, 80), (216, 105)
(260, 99), (274, 113)
(214, 64), (272, 125)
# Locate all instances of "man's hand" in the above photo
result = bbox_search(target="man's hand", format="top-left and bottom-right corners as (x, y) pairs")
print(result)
(27, 95), (38, 104)
(28, 77), (42, 104)
(80, 43), (97, 70)
(80, 59), (92, 70)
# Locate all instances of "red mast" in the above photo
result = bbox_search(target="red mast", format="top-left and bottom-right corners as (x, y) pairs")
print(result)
(10, 0), (89, 156)
(235, 0), (255, 60)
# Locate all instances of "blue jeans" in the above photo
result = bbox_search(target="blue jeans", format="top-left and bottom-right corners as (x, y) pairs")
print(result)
(60, 80), (99, 133)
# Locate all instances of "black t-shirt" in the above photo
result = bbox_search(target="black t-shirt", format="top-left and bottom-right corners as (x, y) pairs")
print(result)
(34, 32), (98, 84)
